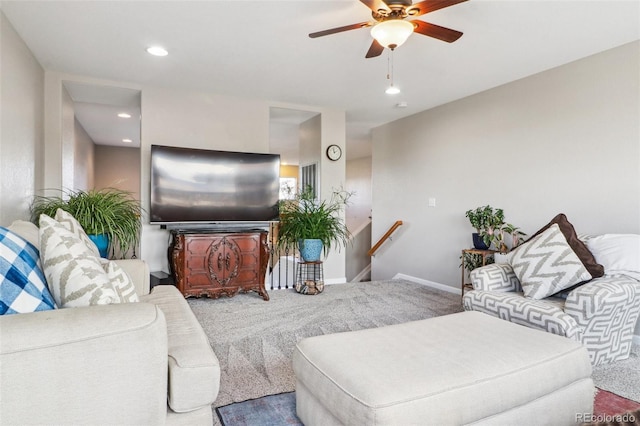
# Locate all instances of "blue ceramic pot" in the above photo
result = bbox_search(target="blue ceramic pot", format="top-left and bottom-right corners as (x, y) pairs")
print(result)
(88, 233), (109, 258)
(298, 239), (323, 262)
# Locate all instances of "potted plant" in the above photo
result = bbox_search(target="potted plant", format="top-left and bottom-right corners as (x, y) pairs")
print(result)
(465, 205), (525, 252)
(465, 205), (503, 250)
(460, 251), (495, 272)
(30, 188), (142, 258)
(277, 186), (352, 262)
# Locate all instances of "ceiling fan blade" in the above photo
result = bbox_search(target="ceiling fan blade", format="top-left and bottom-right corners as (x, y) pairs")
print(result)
(413, 20), (463, 43)
(365, 40), (385, 58)
(309, 22), (373, 38)
(359, 0), (391, 14)
(406, 0), (468, 17)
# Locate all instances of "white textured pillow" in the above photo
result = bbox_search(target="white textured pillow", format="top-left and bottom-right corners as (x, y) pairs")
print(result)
(507, 223), (592, 299)
(585, 234), (640, 274)
(39, 214), (119, 308)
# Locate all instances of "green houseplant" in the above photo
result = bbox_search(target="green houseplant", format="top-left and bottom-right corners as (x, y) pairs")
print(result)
(465, 205), (525, 252)
(277, 186), (352, 261)
(30, 188), (142, 258)
(465, 205), (503, 250)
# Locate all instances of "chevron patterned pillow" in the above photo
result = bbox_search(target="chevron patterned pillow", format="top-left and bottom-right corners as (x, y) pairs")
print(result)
(507, 223), (592, 299)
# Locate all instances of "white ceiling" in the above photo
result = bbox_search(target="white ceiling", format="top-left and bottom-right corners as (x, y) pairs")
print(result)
(2, 0), (639, 162)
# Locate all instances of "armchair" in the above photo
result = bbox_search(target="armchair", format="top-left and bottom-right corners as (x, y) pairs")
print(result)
(463, 263), (640, 366)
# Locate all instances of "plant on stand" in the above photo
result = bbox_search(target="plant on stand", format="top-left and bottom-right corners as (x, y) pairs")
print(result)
(277, 186), (352, 262)
(465, 205), (503, 250)
(30, 188), (142, 258)
(462, 206), (526, 278)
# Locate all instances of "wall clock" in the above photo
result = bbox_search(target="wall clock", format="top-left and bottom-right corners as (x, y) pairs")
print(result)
(326, 144), (342, 161)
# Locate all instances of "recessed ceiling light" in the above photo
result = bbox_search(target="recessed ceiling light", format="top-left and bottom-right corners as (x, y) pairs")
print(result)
(146, 46), (168, 57)
(122, 138), (133, 143)
(117, 112), (131, 118)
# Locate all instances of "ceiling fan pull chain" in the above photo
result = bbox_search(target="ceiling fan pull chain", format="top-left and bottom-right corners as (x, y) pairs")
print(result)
(387, 49), (395, 85)
(386, 50), (391, 82)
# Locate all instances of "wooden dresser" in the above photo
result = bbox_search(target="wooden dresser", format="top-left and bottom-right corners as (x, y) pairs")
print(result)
(170, 230), (269, 301)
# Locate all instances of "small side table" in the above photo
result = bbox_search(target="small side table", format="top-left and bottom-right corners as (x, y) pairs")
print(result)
(295, 260), (324, 295)
(460, 249), (496, 303)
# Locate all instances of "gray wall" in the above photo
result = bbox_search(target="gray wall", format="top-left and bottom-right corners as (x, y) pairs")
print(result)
(372, 40), (639, 285)
(371, 41), (640, 337)
(73, 118), (95, 191)
(94, 145), (140, 200)
(346, 157), (372, 231)
(0, 12), (44, 224)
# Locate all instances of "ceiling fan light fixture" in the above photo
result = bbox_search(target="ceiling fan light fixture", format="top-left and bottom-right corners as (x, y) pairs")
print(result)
(146, 46), (168, 57)
(385, 85), (400, 95)
(371, 20), (414, 49)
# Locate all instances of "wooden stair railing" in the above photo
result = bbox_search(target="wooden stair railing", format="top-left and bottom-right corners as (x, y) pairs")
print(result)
(368, 220), (403, 256)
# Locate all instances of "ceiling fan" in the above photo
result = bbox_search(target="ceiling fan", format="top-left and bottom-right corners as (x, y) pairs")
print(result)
(309, 0), (468, 58)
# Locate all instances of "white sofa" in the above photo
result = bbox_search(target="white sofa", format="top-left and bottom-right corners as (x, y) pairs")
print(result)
(0, 229), (220, 424)
(463, 232), (640, 366)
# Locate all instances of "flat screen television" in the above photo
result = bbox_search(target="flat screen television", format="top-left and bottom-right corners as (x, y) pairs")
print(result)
(150, 145), (280, 226)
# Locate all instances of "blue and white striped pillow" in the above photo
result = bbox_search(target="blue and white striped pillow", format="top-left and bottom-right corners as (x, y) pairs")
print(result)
(0, 227), (56, 315)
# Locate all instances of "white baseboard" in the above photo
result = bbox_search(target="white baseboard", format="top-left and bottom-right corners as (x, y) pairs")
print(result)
(325, 277), (347, 285)
(352, 264), (372, 283)
(393, 273), (459, 295)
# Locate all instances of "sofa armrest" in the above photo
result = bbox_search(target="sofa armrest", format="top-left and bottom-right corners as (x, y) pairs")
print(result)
(114, 258), (150, 296)
(470, 263), (522, 292)
(0, 303), (168, 425)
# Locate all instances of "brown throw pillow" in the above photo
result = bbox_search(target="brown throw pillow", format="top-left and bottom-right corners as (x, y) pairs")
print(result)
(529, 213), (604, 278)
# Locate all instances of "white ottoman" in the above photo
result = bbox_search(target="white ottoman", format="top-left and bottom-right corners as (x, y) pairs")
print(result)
(293, 311), (594, 425)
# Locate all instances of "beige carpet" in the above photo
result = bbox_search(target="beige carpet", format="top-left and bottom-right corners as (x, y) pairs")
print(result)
(188, 279), (462, 409)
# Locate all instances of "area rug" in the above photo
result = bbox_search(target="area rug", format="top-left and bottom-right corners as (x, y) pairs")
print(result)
(216, 392), (299, 426)
(594, 388), (640, 418)
(216, 389), (639, 426)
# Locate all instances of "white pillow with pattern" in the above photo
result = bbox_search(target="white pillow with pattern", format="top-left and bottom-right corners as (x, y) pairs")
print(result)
(53, 209), (101, 258)
(39, 214), (119, 308)
(101, 259), (139, 303)
(53, 209), (139, 303)
(507, 223), (592, 299)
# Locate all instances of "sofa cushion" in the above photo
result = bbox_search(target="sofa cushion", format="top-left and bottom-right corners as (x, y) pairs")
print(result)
(39, 214), (120, 308)
(0, 302), (168, 425)
(140, 285), (220, 412)
(7, 220), (40, 249)
(508, 224), (592, 299)
(529, 214), (604, 279)
(0, 227), (56, 315)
